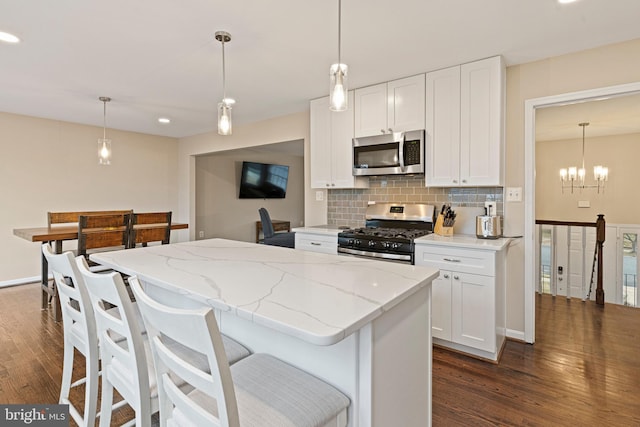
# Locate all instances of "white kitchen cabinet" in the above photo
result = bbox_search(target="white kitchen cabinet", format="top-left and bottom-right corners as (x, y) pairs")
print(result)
(431, 272), (452, 341)
(425, 56), (504, 187)
(294, 231), (338, 254)
(354, 74), (425, 137)
(310, 93), (368, 189)
(414, 236), (508, 361)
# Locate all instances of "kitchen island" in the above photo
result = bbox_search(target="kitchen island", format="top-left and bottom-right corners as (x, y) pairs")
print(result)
(91, 238), (438, 427)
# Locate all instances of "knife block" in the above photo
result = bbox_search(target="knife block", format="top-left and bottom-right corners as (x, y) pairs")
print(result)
(434, 215), (454, 236)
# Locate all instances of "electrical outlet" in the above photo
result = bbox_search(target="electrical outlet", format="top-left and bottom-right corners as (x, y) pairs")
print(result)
(198, 231), (204, 239)
(506, 187), (522, 202)
(315, 191), (324, 201)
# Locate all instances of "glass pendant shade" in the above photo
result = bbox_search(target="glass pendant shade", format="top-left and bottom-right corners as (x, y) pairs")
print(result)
(329, 63), (348, 111)
(218, 102), (232, 135)
(594, 165), (608, 181)
(98, 138), (112, 165)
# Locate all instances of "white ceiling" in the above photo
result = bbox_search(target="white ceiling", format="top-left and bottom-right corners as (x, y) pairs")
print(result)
(2, 0), (640, 139)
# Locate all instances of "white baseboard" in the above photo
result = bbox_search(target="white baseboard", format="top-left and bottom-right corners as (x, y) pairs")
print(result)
(506, 328), (525, 342)
(0, 276), (41, 289)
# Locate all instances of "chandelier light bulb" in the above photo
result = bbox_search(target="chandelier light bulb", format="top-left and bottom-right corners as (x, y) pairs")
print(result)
(218, 102), (232, 135)
(330, 64), (348, 111)
(98, 96), (112, 165)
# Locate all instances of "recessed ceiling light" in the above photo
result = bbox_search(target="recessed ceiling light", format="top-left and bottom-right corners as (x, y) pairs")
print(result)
(158, 117), (171, 124)
(558, 0), (579, 4)
(0, 31), (20, 43)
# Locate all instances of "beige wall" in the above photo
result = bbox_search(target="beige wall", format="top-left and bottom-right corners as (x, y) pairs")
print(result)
(536, 132), (640, 223)
(178, 111), (327, 241)
(1, 112), (180, 284)
(505, 38), (640, 335)
(195, 149), (304, 243)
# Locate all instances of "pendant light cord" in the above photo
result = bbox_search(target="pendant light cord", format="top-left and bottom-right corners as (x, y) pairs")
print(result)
(222, 38), (226, 101)
(103, 99), (107, 140)
(337, 0), (342, 65)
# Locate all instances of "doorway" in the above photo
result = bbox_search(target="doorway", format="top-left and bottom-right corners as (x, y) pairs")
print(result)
(523, 81), (640, 343)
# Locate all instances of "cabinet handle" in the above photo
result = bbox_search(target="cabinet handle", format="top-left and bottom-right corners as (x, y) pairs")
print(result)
(380, 129), (386, 134)
(443, 274), (450, 279)
(462, 179), (467, 183)
(331, 183), (335, 186)
(443, 258), (461, 262)
(453, 275), (460, 280)
(452, 180), (458, 184)
(326, 184), (330, 187)
(311, 242), (321, 246)
(388, 128), (393, 133)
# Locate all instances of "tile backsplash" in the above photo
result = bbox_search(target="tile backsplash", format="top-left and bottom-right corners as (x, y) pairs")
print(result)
(327, 175), (503, 227)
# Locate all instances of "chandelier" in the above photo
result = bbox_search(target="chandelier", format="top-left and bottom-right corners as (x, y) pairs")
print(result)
(559, 122), (608, 193)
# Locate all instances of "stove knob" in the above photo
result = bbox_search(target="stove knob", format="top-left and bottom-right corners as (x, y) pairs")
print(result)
(354, 239), (361, 246)
(348, 239), (354, 245)
(368, 241), (376, 248)
(382, 242), (389, 249)
(392, 243), (400, 249)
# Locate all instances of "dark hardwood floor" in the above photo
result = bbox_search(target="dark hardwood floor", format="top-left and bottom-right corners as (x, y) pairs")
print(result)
(1, 284), (639, 426)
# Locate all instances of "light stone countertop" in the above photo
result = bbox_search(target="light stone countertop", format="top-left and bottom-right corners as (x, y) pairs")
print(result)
(291, 225), (346, 236)
(91, 238), (438, 346)
(415, 233), (513, 251)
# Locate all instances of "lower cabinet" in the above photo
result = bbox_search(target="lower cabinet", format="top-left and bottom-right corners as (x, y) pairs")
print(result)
(295, 232), (338, 255)
(415, 240), (506, 361)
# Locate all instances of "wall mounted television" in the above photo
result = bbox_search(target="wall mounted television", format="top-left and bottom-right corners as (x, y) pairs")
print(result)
(239, 161), (289, 199)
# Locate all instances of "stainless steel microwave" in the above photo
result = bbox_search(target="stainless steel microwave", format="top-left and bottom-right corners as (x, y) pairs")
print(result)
(352, 129), (425, 176)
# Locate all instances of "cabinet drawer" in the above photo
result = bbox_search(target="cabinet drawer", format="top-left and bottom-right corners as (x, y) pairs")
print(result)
(295, 234), (337, 254)
(415, 245), (495, 276)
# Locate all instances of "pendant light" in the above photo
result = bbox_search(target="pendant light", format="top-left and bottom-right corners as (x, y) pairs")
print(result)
(329, 0), (348, 111)
(559, 122), (608, 193)
(98, 96), (112, 165)
(215, 31), (235, 135)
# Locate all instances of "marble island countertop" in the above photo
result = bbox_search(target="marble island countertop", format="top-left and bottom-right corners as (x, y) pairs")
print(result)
(91, 238), (438, 346)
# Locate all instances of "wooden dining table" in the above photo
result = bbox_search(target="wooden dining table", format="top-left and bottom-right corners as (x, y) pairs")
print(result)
(13, 222), (188, 321)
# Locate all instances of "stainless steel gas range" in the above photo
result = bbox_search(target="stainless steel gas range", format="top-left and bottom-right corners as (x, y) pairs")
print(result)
(337, 203), (436, 264)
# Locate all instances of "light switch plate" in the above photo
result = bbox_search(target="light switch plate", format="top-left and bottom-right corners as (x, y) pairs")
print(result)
(578, 200), (591, 208)
(315, 191), (324, 201)
(506, 187), (522, 202)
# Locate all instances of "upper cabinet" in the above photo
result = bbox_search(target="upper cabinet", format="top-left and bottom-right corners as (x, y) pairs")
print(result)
(310, 93), (369, 189)
(425, 56), (505, 187)
(354, 74), (425, 138)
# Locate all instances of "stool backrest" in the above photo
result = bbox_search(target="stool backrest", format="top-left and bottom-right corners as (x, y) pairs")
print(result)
(129, 276), (240, 427)
(130, 212), (172, 248)
(77, 213), (132, 257)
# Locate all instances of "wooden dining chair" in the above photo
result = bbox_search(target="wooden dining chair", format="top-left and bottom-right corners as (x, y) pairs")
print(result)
(76, 260), (250, 427)
(129, 211), (172, 248)
(77, 213), (132, 269)
(129, 276), (350, 427)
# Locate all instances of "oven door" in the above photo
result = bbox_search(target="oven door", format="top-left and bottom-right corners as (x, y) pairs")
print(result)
(352, 130), (424, 176)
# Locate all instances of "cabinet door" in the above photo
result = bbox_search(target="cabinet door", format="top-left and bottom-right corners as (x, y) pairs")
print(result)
(431, 271), (452, 341)
(310, 96), (333, 188)
(451, 272), (495, 352)
(460, 56), (504, 186)
(329, 91), (357, 188)
(354, 83), (387, 137)
(387, 74), (425, 133)
(425, 66), (461, 187)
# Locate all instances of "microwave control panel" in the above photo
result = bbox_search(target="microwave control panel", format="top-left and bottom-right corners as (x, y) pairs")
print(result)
(404, 140), (421, 165)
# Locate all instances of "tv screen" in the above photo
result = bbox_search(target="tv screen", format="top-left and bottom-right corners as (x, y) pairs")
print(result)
(239, 161), (289, 199)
